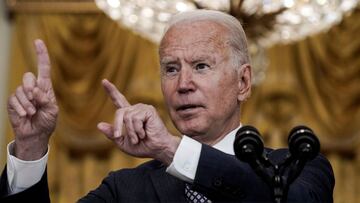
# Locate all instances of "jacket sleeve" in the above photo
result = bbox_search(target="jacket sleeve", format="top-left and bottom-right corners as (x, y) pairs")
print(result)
(286, 152), (335, 203)
(77, 172), (119, 203)
(192, 145), (334, 202)
(192, 144), (273, 202)
(0, 165), (50, 203)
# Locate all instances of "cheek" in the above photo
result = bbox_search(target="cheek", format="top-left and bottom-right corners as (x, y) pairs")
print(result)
(161, 80), (176, 104)
(209, 75), (239, 106)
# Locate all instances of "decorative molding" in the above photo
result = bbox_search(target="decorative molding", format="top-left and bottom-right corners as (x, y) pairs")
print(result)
(6, 0), (101, 14)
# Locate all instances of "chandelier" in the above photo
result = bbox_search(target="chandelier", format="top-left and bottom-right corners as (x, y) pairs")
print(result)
(95, 0), (359, 83)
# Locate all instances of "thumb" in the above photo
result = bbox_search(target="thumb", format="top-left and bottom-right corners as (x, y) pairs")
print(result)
(97, 122), (114, 139)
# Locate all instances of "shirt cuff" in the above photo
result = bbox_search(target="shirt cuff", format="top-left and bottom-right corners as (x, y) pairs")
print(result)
(166, 136), (202, 183)
(6, 141), (49, 195)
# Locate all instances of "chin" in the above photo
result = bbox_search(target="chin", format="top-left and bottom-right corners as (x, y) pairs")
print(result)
(175, 119), (208, 137)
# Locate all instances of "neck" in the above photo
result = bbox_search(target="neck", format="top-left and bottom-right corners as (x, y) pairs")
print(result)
(195, 116), (240, 146)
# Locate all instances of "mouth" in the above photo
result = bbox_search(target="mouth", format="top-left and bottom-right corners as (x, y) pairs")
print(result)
(176, 104), (204, 112)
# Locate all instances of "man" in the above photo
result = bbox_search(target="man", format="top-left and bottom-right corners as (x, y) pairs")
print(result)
(1, 10), (334, 202)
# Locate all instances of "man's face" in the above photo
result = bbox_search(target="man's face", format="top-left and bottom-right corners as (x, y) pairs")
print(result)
(159, 20), (250, 144)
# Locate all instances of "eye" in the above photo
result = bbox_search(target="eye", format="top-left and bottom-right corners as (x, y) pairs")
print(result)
(164, 65), (179, 76)
(195, 63), (210, 71)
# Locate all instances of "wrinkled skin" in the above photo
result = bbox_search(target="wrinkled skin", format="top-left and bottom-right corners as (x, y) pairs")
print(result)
(9, 20), (251, 164)
(7, 40), (58, 160)
(159, 20), (251, 145)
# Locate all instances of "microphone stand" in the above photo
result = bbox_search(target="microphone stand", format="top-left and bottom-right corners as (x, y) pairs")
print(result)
(247, 147), (316, 203)
(234, 125), (319, 203)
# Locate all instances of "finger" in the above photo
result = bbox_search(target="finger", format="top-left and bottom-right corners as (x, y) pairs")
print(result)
(114, 109), (125, 138)
(15, 86), (36, 116)
(8, 94), (27, 117)
(23, 72), (36, 100)
(97, 122), (114, 139)
(133, 117), (146, 140)
(123, 110), (139, 144)
(33, 87), (50, 106)
(102, 79), (130, 108)
(98, 122), (125, 147)
(130, 106), (147, 139)
(34, 39), (52, 87)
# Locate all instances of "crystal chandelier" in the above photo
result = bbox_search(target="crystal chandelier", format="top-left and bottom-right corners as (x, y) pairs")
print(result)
(95, 0), (359, 46)
(95, 0), (359, 84)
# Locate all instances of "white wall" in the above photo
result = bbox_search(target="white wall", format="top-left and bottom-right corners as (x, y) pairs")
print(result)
(0, 3), (12, 166)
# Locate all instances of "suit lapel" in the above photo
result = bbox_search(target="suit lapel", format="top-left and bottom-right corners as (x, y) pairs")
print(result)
(150, 166), (186, 202)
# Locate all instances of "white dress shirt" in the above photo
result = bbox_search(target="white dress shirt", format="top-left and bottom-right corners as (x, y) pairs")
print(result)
(6, 141), (49, 194)
(6, 125), (240, 195)
(166, 126), (240, 182)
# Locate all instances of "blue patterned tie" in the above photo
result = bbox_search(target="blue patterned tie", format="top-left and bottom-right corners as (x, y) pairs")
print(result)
(185, 184), (212, 203)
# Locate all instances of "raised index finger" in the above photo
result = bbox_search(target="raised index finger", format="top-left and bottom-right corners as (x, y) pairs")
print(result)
(34, 39), (51, 83)
(102, 79), (130, 108)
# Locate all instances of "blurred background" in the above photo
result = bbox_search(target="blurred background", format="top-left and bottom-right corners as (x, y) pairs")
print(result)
(0, 0), (359, 202)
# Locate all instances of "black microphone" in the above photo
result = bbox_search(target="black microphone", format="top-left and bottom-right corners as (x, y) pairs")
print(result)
(234, 125), (264, 162)
(288, 126), (320, 161)
(233, 126), (272, 190)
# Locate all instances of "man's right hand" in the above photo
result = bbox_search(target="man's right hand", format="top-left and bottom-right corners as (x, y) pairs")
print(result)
(7, 39), (58, 161)
(97, 79), (180, 165)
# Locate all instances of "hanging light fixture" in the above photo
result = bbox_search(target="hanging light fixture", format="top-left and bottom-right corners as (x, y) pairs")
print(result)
(95, 0), (359, 45)
(95, 0), (359, 84)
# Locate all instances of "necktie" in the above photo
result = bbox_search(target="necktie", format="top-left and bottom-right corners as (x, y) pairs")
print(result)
(185, 183), (212, 203)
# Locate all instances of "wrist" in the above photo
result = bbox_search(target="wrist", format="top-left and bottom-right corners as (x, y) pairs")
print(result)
(158, 134), (181, 166)
(14, 137), (49, 161)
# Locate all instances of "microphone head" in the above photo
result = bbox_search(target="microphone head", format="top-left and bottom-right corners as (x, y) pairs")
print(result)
(234, 125), (264, 162)
(288, 126), (320, 160)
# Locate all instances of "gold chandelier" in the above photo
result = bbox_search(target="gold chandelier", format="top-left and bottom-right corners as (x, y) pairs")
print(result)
(95, 0), (359, 84)
(95, 0), (359, 46)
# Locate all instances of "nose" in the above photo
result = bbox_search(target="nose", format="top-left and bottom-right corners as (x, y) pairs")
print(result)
(177, 67), (195, 94)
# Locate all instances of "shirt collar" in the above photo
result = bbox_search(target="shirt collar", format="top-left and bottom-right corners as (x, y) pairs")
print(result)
(212, 124), (242, 155)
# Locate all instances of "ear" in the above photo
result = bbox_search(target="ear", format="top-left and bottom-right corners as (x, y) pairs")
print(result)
(237, 64), (252, 102)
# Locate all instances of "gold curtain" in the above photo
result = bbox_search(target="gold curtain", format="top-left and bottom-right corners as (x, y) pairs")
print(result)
(243, 8), (360, 203)
(4, 3), (360, 203)
(6, 12), (178, 202)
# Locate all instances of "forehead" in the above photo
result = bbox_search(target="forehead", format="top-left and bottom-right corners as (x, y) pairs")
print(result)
(159, 20), (230, 58)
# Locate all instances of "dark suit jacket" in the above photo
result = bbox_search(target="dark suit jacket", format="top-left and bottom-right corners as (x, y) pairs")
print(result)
(0, 144), (334, 203)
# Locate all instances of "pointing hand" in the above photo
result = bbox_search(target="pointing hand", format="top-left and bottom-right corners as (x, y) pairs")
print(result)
(7, 39), (58, 160)
(98, 79), (180, 165)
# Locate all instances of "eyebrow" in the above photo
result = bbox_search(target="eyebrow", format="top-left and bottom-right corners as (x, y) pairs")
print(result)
(160, 54), (217, 66)
(160, 57), (179, 66)
(188, 55), (216, 65)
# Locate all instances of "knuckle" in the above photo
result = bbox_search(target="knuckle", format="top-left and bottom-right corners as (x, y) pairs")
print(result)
(115, 109), (124, 116)
(124, 116), (132, 124)
(53, 105), (59, 114)
(16, 86), (23, 94)
(147, 104), (155, 111)
(8, 94), (16, 104)
(146, 105), (157, 114)
(133, 120), (141, 127)
(133, 114), (142, 121)
(123, 112), (132, 123)
(22, 102), (31, 109)
(24, 72), (33, 78)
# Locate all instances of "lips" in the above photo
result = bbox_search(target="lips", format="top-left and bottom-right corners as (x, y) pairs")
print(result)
(176, 104), (203, 111)
(175, 104), (205, 119)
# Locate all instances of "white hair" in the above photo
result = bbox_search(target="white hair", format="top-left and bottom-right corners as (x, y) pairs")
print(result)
(162, 9), (250, 66)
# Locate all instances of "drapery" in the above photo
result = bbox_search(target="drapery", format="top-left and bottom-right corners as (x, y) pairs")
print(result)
(243, 8), (360, 203)
(4, 5), (360, 203)
(6, 12), (177, 202)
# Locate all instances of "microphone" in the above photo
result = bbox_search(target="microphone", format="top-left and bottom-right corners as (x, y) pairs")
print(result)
(233, 126), (272, 190)
(288, 126), (320, 161)
(232, 125), (321, 203)
(234, 125), (264, 162)
(284, 125), (321, 198)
